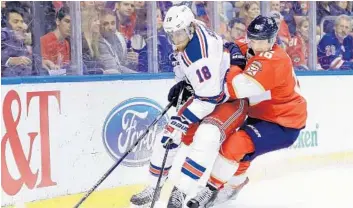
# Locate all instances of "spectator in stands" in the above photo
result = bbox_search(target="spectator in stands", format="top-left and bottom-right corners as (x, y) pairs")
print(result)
(234, 1), (245, 18)
(317, 2), (331, 26)
(1, 8), (33, 76)
(170, 2), (210, 27)
(155, 8), (173, 72)
(271, 1), (281, 12)
(134, 8), (174, 73)
(1, 1), (7, 28)
(115, 1), (136, 40)
(348, 2), (353, 14)
(321, 2), (352, 34)
(52, 1), (65, 12)
(40, 6), (71, 71)
(318, 15), (353, 70)
(317, 2), (333, 34)
(270, 11), (291, 47)
(330, 2), (351, 16)
(242, 2), (260, 27)
(193, 2), (210, 27)
(94, 1), (106, 12)
(216, 2), (230, 38)
(134, 1), (147, 35)
(3, 2), (32, 29)
(80, 1), (95, 11)
(222, 1), (235, 22)
(291, 1), (309, 16)
(157, 1), (173, 20)
(287, 17), (310, 70)
(226, 17), (246, 42)
(280, 1), (297, 36)
(98, 9), (136, 74)
(81, 8), (104, 73)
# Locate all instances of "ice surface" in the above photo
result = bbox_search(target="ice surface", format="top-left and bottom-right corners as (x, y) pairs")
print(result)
(153, 166), (353, 208)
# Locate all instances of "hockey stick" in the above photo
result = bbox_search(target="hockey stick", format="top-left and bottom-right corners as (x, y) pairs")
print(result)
(73, 101), (174, 208)
(150, 140), (173, 208)
(175, 86), (184, 112)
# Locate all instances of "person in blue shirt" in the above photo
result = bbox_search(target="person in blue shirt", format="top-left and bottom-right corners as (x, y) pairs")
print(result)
(1, 8), (33, 76)
(134, 8), (174, 73)
(317, 14), (353, 70)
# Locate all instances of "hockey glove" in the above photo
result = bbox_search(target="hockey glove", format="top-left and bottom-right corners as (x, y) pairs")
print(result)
(161, 116), (189, 149)
(168, 80), (194, 107)
(224, 42), (246, 70)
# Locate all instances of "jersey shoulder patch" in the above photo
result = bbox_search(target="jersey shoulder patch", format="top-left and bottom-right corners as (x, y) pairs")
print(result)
(245, 61), (263, 77)
(245, 46), (289, 76)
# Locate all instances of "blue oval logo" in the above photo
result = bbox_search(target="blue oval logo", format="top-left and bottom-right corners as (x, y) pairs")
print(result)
(102, 98), (169, 167)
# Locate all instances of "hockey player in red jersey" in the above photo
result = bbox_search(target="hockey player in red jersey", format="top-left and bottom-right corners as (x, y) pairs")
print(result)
(187, 15), (308, 208)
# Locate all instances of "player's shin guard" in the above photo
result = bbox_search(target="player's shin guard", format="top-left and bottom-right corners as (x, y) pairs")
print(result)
(149, 137), (180, 188)
(208, 154), (240, 190)
(177, 124), (222, 194)
(208, 130), (254, 189)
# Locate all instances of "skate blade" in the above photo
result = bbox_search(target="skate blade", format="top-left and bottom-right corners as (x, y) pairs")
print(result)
(129, 202), (152, 208)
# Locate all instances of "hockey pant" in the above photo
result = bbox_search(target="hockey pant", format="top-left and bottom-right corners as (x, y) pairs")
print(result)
(148, 99), (248, 193)
(208, 118), (302, 189)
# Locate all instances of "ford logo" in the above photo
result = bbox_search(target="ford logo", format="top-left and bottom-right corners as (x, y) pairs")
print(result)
(102, 98), (169, 167)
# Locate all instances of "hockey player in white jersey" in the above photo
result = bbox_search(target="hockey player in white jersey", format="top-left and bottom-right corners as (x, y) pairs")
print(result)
(130, 5), (248, 208)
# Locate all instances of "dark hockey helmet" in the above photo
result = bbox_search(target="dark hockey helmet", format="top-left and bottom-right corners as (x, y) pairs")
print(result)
(247, 15), (279, 40)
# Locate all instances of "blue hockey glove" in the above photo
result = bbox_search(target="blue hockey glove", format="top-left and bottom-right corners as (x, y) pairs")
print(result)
(224, 42), (246, 70)
(161, 116), (189, 149)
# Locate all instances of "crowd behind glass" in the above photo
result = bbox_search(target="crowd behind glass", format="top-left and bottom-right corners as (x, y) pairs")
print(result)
(2, 1), (353, 77)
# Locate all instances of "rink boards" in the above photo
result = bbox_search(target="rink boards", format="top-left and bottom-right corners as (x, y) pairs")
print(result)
(1, 75), (353, 207)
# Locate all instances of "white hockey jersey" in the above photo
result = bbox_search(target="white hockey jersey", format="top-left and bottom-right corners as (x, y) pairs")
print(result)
(174, 24), (230, 123)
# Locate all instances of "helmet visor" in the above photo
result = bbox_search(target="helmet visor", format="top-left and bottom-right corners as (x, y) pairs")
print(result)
(166, 29), (189, 45)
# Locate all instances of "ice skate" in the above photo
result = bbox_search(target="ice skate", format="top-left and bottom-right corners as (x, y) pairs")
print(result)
(206, 177), (249, 207)
(167, 186), (186, 208)
(130, 186), (161, 207)
(186, 186), (218, 208)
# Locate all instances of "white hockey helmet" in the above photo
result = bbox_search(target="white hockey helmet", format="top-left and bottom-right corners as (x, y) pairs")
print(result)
(163, 5), (195, 48)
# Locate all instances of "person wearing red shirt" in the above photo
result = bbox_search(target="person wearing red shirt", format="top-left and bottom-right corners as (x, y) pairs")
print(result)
(270, 11), (291, 47)
(40, 6), (71, 70)
(115, 1), (136, 40)
(287, 17), (310, 70)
